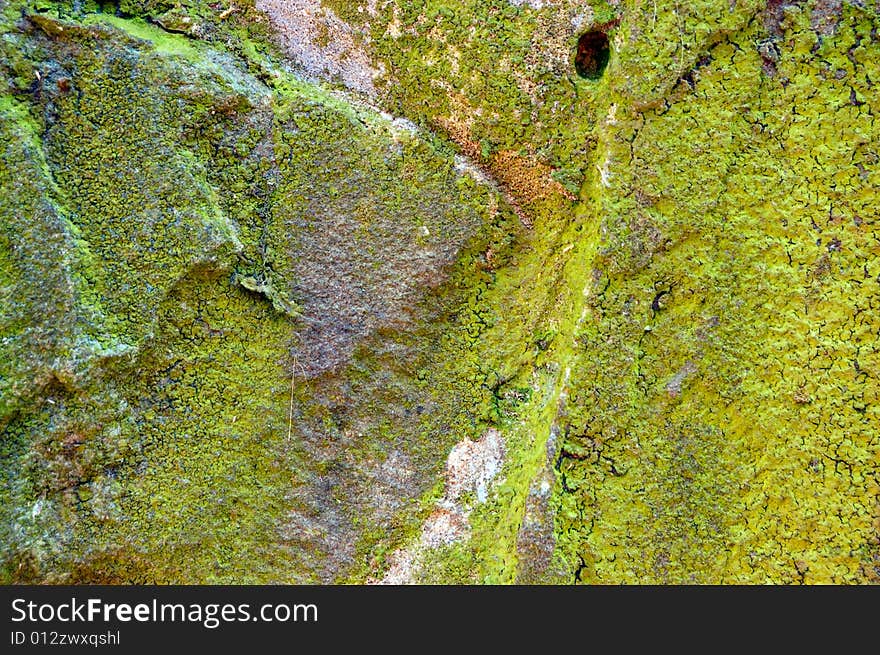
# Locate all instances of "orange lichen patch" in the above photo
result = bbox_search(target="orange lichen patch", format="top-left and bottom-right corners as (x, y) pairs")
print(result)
(433, 117), (576, 228)
(432, 114), (530, 222)
(433, 114), (479, 159)
(488, 149), (578, 205)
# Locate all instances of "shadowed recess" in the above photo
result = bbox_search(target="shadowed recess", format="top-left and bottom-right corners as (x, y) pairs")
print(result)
(574, 30), (610, 80)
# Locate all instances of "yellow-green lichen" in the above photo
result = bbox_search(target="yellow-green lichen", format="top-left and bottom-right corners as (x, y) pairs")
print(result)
(2, 0), (878, 584)
(1, 1), (531, 582)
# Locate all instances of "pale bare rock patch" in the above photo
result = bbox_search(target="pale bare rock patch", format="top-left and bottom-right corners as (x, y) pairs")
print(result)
(373, 428), (506, 584)
(255, 0), (385, 96)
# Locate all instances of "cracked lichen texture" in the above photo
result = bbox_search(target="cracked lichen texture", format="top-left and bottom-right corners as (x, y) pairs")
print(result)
(547, 1), (880, 585)
(0, 1), (520, 582)
(299, 0), (879, 584)
(1, 0), (878, 584)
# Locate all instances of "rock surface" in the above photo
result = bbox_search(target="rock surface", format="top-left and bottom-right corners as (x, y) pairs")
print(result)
(1, 0), (878, 583)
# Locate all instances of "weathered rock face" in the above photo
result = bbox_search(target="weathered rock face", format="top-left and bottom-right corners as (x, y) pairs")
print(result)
(1, 0), (878, 583)
(0, 0), (517, 583)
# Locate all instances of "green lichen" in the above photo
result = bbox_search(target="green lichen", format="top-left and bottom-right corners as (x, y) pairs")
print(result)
(1, 0), (878, 584)
(313, 0), (879, 584)
(1, 1), (522, 582)
(547, 1), (880, 584)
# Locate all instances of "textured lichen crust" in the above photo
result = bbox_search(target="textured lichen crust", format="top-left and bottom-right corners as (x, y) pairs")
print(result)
(1, 0), (877, 583)
(0, 0), (516, 582)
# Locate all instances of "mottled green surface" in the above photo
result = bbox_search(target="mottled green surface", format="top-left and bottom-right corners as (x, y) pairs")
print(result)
(1, 0), (878, 583)
(0, 1), (516, 582)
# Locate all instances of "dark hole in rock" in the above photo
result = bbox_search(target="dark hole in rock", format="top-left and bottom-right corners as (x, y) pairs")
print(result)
(575, 31), (610, 80)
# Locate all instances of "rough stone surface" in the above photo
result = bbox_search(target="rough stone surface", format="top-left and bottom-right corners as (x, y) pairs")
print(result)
(1, 0), (878, 584)
(256, 0), (384, 96)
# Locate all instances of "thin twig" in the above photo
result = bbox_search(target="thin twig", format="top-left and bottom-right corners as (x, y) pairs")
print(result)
(287, 354), (297, 445)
